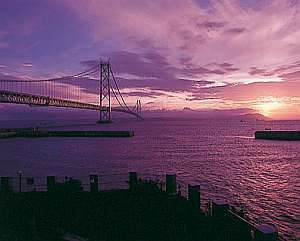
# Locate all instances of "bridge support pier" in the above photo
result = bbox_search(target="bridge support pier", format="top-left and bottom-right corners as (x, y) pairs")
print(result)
(96, 118), (113, 124)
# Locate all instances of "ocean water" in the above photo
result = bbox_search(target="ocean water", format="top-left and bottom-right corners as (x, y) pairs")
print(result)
(0, 118), (299, 240)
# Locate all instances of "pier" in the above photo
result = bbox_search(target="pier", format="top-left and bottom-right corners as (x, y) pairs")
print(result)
(255, 131), (300, 141)
(0, 128), (134, 138)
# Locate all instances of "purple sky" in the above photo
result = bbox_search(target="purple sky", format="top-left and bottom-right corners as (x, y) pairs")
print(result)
(0, 0), (300, 119)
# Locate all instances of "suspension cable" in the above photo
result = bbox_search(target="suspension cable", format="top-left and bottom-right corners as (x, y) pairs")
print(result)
(111, 87), (126, 109)
(109, 66), (131, 111)
(0, 65), (99, 83)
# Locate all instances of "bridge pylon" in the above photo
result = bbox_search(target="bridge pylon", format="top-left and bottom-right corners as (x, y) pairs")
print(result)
(97, 60), (112, 124)
(135, 99), (142, 120)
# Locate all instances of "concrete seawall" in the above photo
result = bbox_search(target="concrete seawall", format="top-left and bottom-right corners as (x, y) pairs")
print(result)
(255, 131), (300, 141)
(0, 172), (280, 241)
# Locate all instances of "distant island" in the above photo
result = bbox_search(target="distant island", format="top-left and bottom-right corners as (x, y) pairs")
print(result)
(142, 108), (271, 121)
(0, 105), (271, 121)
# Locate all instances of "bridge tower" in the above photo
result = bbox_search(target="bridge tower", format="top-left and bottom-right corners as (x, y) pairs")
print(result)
(135, 99), (142, 120)
(97, 60), (112, 123)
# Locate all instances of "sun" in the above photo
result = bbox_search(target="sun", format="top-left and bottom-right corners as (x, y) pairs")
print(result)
(255, 97), (282, 117)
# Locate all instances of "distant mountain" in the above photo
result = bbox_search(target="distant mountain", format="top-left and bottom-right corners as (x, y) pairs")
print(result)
(143, 108), (271, 120)
(0, 104), (271, 121)
(237, 113), (271, 121)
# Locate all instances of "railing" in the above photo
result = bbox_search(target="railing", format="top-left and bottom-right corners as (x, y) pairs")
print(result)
(0, 172), (280, 241)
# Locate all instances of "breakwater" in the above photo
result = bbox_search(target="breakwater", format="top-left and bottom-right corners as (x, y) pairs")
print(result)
(255, 131), (300, 141)
(0, 127), (134, 138)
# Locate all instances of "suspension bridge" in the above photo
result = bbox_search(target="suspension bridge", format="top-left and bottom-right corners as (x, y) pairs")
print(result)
(0, 61), (142, 123)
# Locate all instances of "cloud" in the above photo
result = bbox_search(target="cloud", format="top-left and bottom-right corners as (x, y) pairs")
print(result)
(0, 72), (22, 80)
(193, 81), (300, 101)
(0, 0), (300, 119)
(225, 27), (246, 34)
(22, 63), (33, 67)
(80, 50), (239, 94)
(196, 20), (227, 29)
(249, 67), (270, 76)
(279, 70), (300, 81)
(65, 0), (300, 68)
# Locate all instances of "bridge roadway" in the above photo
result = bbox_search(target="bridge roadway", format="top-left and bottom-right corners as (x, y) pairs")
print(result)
(0, 90), (140, 118)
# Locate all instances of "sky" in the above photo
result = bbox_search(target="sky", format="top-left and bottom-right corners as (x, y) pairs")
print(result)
(0, 0), (300, 120)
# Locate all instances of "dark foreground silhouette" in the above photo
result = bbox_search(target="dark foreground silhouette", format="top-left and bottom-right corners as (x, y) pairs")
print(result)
(0, 179), (270, 241)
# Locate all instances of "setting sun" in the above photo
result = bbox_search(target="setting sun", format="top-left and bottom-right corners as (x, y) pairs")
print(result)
(255, 97), (283, 117)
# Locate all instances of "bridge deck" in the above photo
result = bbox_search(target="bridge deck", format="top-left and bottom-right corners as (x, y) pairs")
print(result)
(0, 90), (140, 118)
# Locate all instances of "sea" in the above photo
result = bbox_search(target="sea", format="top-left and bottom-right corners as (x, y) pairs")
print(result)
(0, 118), (299, 240)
